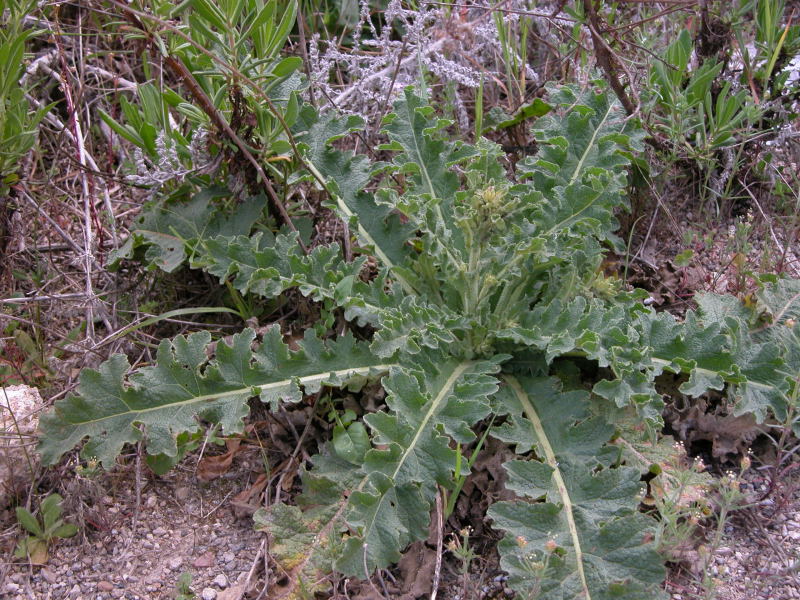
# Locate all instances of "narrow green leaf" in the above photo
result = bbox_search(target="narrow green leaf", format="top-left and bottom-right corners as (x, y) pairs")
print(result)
(15, 507), (43, 538)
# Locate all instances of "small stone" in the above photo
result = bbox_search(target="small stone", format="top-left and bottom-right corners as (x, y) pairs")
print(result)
(221, 551), (235, 563)
(175, 486), (191, 502)
(97, 581), (114, 592)
(193, 551), (216, 568)
(153, 527), (167, 536)
(201, 587), (217, 600)
(41, 568), (57, 584)
(212, 574), (228, 589)
(146, 495), (157, 508)
(224, 560), (238, 572)
(4, 583), (20, 594)
(69, 583), (82, 597)
(168, 556), (183, 571)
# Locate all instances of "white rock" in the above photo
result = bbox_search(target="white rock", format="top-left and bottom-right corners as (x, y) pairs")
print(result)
(212, 574), (228, 589)
(201, 587), (217, 600)
(0, 386), (43, 505)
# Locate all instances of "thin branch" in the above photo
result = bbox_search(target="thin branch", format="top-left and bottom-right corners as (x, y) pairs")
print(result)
(582, 0), (638, 116)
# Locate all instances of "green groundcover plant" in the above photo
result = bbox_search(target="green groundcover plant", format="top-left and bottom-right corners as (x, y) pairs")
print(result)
(39, 83), (800, 598)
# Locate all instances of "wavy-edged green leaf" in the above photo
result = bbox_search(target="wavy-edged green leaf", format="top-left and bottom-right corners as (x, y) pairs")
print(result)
(292, 103), (417, 295)
(519, 83), (644, 250)
(695, 279), (799, 421)
(197, 231), (393, 327)
(496, 290), (797, 425)
(379, 87), (476, 204)
(371, 297), (467, 358)
(488, 376), (665, 600)
(111, 187), (265, 272)
(254, 453), (363, 600)
(39, 326), (391, 468)
(336, 356), (503, 576)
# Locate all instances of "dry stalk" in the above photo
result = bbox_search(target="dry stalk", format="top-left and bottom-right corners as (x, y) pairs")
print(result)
(51, 11), (99, 341)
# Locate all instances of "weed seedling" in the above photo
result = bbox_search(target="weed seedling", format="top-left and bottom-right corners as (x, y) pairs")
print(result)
(174, 571), (196, 600)
(14, 494), (78, 565)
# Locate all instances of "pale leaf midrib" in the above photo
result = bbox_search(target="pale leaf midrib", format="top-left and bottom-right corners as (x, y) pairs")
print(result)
(355, 360), (474, 575)
(542, 101), (618, 237)
(67, 365), (394, 427)
(334, 192), (417, 297)
(503, 375), (591, 600)
(390, 360), (474, 481)
(568, 101), (615, 186)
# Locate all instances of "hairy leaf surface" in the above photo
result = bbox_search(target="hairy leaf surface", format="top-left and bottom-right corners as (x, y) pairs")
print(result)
(111, 188), (265, 272)
(293, 103), (417, 293)
(39, 327), (389, 468)
(335, 356), (503, 576)
(489, 376), (665, 600)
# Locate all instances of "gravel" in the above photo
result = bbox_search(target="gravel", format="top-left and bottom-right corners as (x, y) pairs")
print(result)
(2, 469), (262, 600)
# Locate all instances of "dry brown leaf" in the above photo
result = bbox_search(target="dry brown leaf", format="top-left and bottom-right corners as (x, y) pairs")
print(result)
(230, 473), (268, 518)
(197, 439), (243, 482)
(396, 541), (436, 599)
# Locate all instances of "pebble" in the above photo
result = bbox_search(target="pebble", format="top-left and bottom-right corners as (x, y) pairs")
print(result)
(212, 574), (228, 589)
(97, 581), (114, 592)
(41, 568), (57, 584)
(168, 556), (183, 571)
(193, 551), (216, 568)
(201, 587), (217, 600)
(153, 527), (167, 536)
